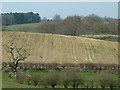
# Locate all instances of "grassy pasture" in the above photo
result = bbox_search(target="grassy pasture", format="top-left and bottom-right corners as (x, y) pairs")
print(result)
(5, 22), (118, 42)
(5, 22), (60, 33)
(2, 71), (119, 88)
(2, 31), (118, 64)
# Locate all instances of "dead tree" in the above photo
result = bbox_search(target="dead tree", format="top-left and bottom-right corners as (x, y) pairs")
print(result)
(5, 42), (30, 77)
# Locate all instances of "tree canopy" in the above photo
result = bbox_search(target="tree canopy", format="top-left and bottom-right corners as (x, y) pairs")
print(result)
(2, 12), (41, 25)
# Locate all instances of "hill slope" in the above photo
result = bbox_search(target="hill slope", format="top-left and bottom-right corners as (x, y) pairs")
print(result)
(2, 31), (118, 64)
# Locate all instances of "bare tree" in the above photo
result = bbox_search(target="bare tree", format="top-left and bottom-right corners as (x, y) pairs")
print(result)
(44, 70), (58, 88)
(4, 41), (30, 77)
(70, 73), (84, 89)
(52, 14), (61, 21)
(42, 17), (48, 22)
(63, 72), (71, 88)
(31, 74), (41, 86)
(63, 69), (84, 89)
(99, 71), (109, 89)
(98, 71), (118, 89)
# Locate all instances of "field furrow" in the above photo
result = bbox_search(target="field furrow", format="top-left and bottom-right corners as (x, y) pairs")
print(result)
(2, 31), (118, 64)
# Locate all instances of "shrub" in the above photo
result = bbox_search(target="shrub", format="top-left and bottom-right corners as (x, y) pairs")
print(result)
(62, 72), (71, 88)
(41, 77), (48, 88)
(31, 74), (41, 86)
(27, 76), (32, 85)
(98, 71), (118, 89)
(63, 69), (84, 89)
(99, 71), (109, 88)
(87, 76), (99, 88)
(16, 72), (28, 84)
(44, 70), (58, 88)
(70, 73), (84, 89)
(107, 75), (118, 89)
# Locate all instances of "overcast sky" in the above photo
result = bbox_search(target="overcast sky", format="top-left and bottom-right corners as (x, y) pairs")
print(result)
(2, 2), (118, 19)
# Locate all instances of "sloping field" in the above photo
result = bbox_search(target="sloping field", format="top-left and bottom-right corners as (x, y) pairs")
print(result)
(2, 31), (118, 64)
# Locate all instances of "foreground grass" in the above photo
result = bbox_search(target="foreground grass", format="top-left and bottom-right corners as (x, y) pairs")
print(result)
(2, 71), (119, 88)
(2, 81), (38, 88)
(2, 72), (37, 88)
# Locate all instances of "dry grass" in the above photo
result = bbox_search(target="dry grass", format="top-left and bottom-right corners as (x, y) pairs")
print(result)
(2, 31), (118, 64)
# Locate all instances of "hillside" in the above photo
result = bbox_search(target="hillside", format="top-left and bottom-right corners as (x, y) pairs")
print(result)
(4, 22), (118, 42)
(2, 31), (118, 64)
(5, 14), (118, 36)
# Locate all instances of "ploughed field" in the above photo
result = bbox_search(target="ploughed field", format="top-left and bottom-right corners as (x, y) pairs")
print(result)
(2, 31), (118, 64)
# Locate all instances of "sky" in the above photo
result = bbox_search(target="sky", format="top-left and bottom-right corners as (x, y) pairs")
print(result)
(2, 2), (118, 19)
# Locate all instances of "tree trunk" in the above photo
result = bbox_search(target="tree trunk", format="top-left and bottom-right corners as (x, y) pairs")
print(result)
(13, 59), (19, 78)
(73, 84), (76, 89)
(101, 85), (105, 89)
(91, 83), (93, 88)
(52, 85), (55, 88)
(110, 86), (113, 90)
(64, 85), (68, 88)
(76, 84), (79, 88)
(13, 67), (17, 78)
(52, 83), (56, 88)
(86, 84), (89, 88)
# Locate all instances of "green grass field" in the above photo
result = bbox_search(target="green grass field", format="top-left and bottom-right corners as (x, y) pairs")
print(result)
(2, 71), (119, 88)
(5, 22), (60, 33)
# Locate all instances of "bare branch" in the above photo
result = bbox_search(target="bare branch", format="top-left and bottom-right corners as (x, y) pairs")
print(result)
(4, 40), (30, 75)
(5, 43), (16, 61)
(19, 53), (30, 60)
(8, 62), (14, 69)
(9, 47), (16, 61)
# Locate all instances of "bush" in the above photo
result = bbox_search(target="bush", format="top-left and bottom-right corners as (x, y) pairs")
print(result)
(107, 75), (118, 89)
(41, 77), (48, 88)
(16, 72), (28, 84)
(87, 76), (99, 88)
(99, 71), (118, 89)
(44, 70), (58, 88)
(70, 72), (84, 89)
(62, 69), (84, 89)
(62, 72), (72, 88)
(31, 74), (41, 86)
(27, 76), (32, 85)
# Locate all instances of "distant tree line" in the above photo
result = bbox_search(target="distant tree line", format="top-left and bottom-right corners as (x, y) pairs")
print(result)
(35, 14), (118, 35)
(2, 12), (118, 35)
(2, 12), (41, 25)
